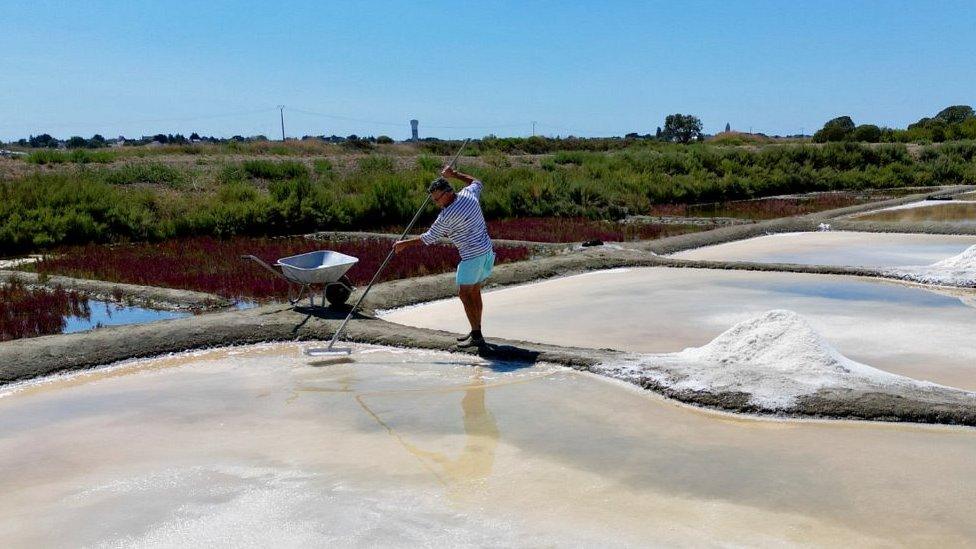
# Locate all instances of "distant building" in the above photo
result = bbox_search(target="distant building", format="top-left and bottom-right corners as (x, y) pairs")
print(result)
(410, 119), (419, 142)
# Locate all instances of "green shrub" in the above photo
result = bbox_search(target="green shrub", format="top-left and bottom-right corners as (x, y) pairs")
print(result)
(6, 141), (976, 253)
(26, 150), (67, 165)
(313, 159), (334, 175)
(102, 162), (188, 187)
(242, 159), (308, 180)
(357, 155), (395, 174)
(26, 149), (118, 165)
(415, 155), (441, 172)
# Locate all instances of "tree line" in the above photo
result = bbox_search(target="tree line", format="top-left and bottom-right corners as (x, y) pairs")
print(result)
(813, 105), (976, 143)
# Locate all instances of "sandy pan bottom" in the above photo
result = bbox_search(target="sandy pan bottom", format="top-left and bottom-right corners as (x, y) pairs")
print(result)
(669, 231), (976, 267)
(384, 267), (976, 391)
(1, 342), (975, 546)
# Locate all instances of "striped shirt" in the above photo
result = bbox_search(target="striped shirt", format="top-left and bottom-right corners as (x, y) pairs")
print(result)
(421, 180), (493, 260)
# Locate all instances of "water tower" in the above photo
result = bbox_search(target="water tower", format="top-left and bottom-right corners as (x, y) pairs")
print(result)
(410, 119), (419, 142)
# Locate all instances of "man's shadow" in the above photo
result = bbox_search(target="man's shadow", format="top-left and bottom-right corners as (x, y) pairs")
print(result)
(291, 304), (542, 370)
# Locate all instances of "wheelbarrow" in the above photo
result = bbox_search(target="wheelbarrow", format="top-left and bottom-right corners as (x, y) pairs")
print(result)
(241, 250), (358, 307)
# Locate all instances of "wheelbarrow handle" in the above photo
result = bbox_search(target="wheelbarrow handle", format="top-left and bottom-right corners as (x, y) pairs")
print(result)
(241, 255), (289, 281)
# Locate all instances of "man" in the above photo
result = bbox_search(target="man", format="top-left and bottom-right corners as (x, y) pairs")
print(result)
(393, 166), (494, 346)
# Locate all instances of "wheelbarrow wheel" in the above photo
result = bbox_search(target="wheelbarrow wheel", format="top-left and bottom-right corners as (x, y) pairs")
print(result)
(325, 276), (354, 307)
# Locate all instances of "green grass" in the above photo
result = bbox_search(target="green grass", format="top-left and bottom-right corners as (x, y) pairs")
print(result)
(101, 162), (188, 187)
(241, 159), (308, 180)
(26, 149), (117, 165)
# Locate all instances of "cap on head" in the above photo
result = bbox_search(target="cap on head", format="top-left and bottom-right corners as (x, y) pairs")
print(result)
(427, 177), (453, 194)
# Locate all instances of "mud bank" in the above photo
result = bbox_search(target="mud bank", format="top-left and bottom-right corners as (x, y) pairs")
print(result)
(1, 270), (230, 311)
(623, 214), (755, 226)
(0, 301), (607, 385)
(306, 230), (571, 255)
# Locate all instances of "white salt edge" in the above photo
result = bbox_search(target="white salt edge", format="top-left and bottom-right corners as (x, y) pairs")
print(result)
(887, 244), (976, 286)
(595, 309), (968, 409)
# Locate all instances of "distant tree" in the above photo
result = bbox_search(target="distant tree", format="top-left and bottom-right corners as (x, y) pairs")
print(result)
(66, 136), (88, 148)
(253, 135), (268, 141)
(376, 135), (394, 144)
(725, 122), (731, 132)
(625, 132), (639, 139)
(852, 124), (881, 143)
(89, 134), (106, 147)
(655, 127), (662, 139)
(152, 134), (168, 144)
(17, 138), (28, 147)
(190, 132), (201, 141)
(951, 118), (976, 140)
(812, 116), (855, 142)
(29, 133), (58, 148)
(662, 114), (703, 143)
(934, 105), (975, 125)
(230, 135), (245, 142)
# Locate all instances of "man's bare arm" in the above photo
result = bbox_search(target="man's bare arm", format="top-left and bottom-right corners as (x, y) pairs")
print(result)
(441, 166), (476, 186)
(393, 237), (423, 254)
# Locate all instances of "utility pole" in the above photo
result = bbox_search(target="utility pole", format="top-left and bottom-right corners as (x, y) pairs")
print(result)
(531, 121), (536, 137)
(278, 105), (286, 141)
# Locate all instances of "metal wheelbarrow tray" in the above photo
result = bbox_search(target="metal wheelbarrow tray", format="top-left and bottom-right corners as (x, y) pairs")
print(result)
(242, 250), (358, 307)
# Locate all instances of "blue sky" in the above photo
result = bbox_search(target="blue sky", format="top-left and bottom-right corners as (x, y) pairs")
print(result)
(3, 0), (975, 141)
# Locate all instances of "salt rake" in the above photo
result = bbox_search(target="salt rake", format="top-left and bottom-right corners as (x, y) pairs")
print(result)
(305, 138), (470, 358)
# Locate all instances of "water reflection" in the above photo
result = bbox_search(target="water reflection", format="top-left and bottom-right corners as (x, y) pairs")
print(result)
(856, 202), (976, 225)
(355, 370), (501, 499)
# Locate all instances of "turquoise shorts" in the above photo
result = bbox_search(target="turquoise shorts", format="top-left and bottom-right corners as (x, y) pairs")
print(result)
(456, 250), (495, 286)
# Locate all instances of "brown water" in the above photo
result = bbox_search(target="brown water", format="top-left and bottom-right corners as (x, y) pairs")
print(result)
(385, 267), (976, 390)
(1, 343), (974, 546)
(671, 231), (976, 268)
(854, 201), (976, 226)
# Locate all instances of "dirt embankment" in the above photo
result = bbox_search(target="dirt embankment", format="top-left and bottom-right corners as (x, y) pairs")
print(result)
(1, 270), (230, 311)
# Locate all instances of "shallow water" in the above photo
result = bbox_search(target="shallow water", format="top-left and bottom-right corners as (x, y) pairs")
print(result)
(1, 343), (974, 546)
(385, 267), (976, 390)
(63, 300), (190, 334)
(670, 231), (976, 267)
(853, 201), (976, 226)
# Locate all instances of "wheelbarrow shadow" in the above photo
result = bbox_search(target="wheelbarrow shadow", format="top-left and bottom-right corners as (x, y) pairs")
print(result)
(289, 303), (359, 334)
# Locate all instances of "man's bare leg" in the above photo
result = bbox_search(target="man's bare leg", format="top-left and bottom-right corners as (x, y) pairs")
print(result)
(458, 284), (485, 344)
(458, 284), (480, 331)
(472, 283), (483, 327)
